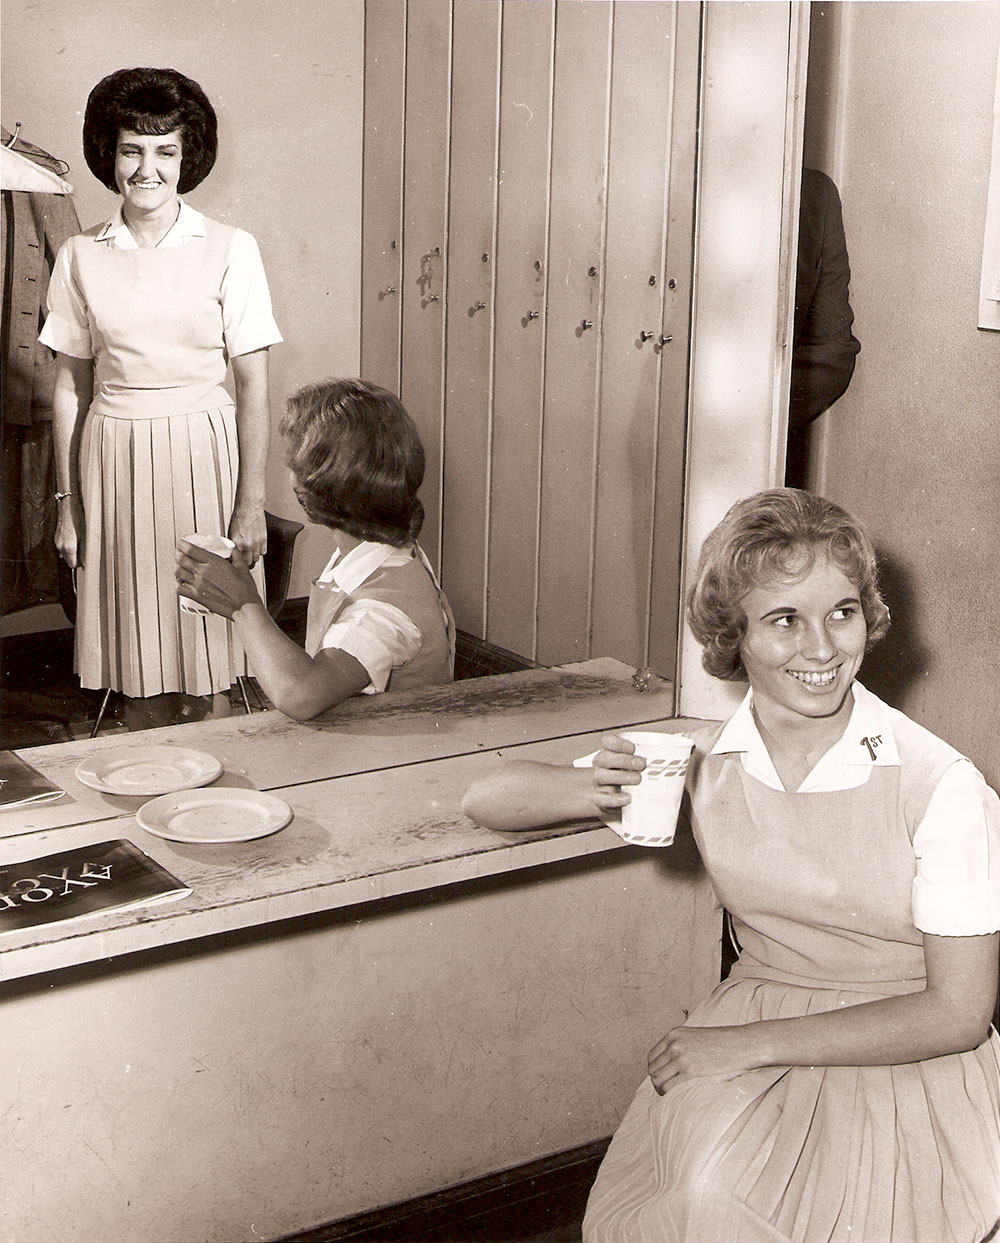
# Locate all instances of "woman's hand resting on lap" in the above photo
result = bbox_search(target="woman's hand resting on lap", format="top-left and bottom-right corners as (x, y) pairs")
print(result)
(648, 1024), (761, 1094)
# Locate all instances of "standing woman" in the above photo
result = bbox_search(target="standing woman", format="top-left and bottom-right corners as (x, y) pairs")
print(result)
(40, 67), (282, 729)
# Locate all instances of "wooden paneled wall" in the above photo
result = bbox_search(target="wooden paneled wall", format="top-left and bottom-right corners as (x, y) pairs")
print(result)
(361, 0), (700, 676)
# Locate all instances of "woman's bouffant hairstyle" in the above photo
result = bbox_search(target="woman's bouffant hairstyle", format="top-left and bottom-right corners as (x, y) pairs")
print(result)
(83, 67), (217, 194)
(687, 488), (890, 681)
(281, 379), (426, 548)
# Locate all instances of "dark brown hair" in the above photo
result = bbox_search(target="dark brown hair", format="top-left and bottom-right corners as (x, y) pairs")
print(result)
(687, 488), (890, 681)
(281, 379), (426, 547)
(83, 67), (217, 194)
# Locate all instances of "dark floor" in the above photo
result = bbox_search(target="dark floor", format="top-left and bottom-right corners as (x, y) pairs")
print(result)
(0, 624), (108, 748)
(279, 1141), (608, 1243)
(0, 606), (537, 750)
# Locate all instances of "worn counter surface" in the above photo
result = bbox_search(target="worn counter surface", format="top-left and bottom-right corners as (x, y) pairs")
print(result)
(1, 659), (707, 980)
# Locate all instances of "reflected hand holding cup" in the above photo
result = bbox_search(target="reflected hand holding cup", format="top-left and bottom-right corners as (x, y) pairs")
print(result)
(176, 534), (261, 620)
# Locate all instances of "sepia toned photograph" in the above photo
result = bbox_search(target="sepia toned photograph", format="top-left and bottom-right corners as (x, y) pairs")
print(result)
(2, 3), (998, 1241)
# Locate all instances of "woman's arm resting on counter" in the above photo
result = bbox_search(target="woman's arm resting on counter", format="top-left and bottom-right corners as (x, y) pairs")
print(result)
(461, 762), (599, 830)
(461, 735), (648, 830)
(230, 600), (371, 721)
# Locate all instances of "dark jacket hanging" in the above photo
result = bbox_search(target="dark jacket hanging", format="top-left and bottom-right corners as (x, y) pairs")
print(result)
(1, 127), (81, 615)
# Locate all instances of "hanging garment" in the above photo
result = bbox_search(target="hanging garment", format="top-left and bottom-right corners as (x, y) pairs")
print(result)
(1, 127), (80, 614)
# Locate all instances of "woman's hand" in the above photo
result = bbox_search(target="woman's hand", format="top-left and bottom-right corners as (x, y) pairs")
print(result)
(591, 732), (646, 813)
(228, 502), (267, 567)
(175, 542), (263, 620)
(648, 1023), (760, 1094)
(55, 495), (86, 569)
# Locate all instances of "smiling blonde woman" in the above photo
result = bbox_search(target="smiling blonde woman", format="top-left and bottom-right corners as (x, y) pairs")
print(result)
(462, 488), (1000, 1243)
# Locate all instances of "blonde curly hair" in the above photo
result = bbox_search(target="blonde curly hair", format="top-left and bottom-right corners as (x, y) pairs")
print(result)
(687, 488), (890, 681)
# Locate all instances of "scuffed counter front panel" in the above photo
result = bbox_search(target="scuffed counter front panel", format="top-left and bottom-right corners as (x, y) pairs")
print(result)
(3, 848), (720, 1243)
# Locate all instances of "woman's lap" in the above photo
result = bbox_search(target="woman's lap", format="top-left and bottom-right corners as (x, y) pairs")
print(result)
(583, 982), (1000, 1243)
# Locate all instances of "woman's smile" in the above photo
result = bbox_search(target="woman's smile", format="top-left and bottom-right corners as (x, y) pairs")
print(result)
(738, 547), (868, 727)
(787, 666), (840, 688)
(115, 128), (183, 219)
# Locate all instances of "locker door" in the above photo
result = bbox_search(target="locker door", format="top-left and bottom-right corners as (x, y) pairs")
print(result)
(439, 0), (502, 635)
(360, 0), (406, 391)
(399, 0), (452, 572)
(648, 4), (700, 679)
(535, 0), (615, 666)
(590, 1), (691, 671)
(486, 2), (556, 658)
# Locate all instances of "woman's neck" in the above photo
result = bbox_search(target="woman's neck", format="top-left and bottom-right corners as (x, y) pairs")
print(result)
(751, 693), (854, 791)
(123, 199), (180, 249)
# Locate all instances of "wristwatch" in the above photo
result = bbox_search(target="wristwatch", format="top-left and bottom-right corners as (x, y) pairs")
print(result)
(54, 491), (74, 503)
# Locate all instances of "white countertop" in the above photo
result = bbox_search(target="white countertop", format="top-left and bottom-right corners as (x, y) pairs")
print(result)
(0, 660), (710, 981)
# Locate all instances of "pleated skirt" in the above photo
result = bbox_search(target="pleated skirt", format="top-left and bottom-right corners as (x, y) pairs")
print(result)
(75, 403), (263, 698)
(582, 976), (1000, 1243)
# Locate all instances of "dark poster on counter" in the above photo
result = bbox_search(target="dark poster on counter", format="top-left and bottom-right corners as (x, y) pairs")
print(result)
(0, 751), (64, 809)
(0, 839), (191, 932)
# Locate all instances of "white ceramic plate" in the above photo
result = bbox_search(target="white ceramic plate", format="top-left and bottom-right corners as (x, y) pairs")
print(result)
(136, 788), (292, 844)
(76, 746), (223, 796)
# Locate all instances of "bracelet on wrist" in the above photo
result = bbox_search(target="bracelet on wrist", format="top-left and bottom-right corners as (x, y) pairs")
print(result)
(54, 491), (74, 503)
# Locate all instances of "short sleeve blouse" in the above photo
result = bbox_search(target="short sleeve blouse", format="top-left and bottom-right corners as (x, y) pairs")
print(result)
(39, 201), (281, 371)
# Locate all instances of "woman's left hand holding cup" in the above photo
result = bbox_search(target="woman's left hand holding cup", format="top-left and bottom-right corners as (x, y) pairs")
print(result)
(175, 540), (262, 620)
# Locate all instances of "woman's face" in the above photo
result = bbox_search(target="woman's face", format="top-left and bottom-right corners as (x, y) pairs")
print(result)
(738, 546), (868, 726)
(114, 128), (183, 215)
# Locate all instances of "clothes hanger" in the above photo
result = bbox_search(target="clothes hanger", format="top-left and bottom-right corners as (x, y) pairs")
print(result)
(3, 121), (71, 176)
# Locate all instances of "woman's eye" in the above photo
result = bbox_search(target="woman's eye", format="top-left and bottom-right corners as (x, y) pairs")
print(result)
(831, 607), (858, 622)
(772, 615), (796, 628)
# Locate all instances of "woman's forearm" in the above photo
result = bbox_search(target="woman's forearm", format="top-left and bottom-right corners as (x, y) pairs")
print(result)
(741, 984), (991, 1070)
(461, 762), (600, 830)
(232, 603), (369, 721)
(51, 355), (94, 567)
(231, 349), (270, 506)
(52, 354), (93, 493)
(734, 930), (998, 1069)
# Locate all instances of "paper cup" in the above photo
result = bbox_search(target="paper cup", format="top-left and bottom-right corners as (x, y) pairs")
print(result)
(179, 534), (235, 614)
(618, 731), (695, 847)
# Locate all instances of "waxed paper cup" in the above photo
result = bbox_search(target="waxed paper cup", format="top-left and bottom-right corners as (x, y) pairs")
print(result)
(618, 731), (695, 847)
(179, 534), (235, 614)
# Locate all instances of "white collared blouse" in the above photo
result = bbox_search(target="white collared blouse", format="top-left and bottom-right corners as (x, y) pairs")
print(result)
(310, 540), (426, 694)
